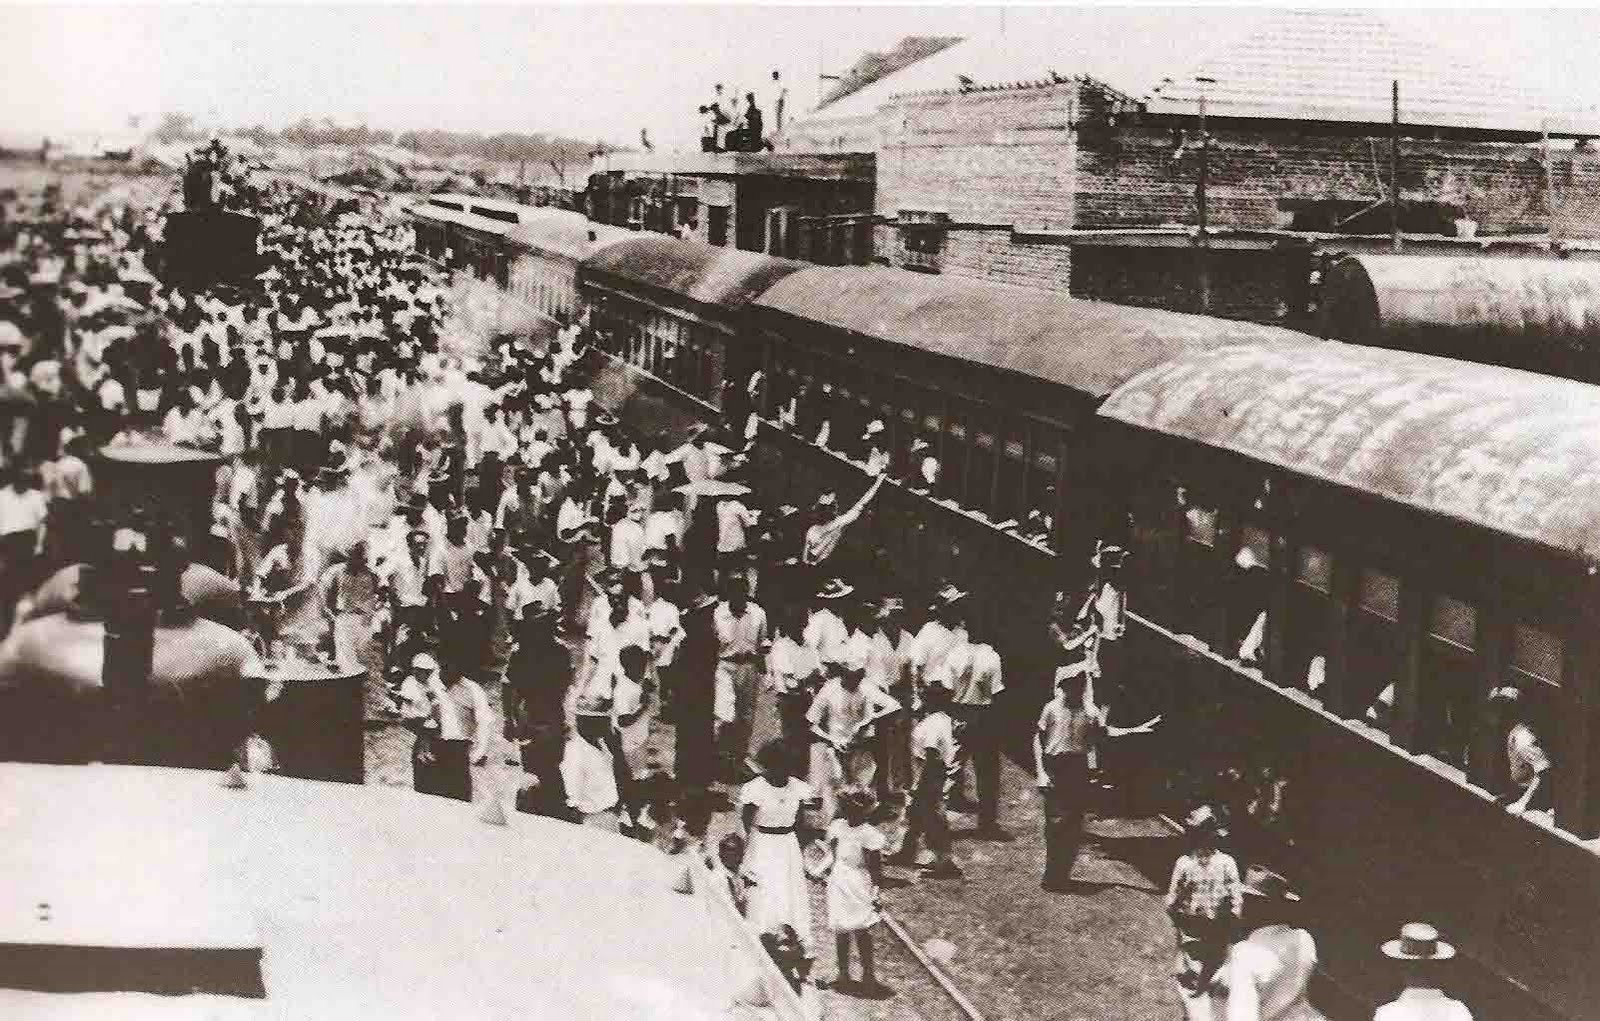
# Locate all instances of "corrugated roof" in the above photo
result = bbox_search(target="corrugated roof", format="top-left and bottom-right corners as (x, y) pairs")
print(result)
(1146, 10), (1595, 135)
(1098, 340), (1600, 559)
(506, 212), (633, 264)
(752, 265), (1302, 398)
(582, 237), (808, 313)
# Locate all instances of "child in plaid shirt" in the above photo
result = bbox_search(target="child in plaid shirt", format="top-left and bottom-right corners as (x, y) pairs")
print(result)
(1166, 806), (1241, 994)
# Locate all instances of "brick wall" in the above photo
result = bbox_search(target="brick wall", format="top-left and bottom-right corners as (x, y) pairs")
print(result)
(1075, 125), (1600, 238)
(1069, 245), (1297, 325)
(875, 84), (1077, 230)
(870, 85), (1076, 290)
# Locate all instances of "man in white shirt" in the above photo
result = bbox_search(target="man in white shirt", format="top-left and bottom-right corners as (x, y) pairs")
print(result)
(807, 647), (899, 822)
(887, 681), (960, 877)
(715, 494), (759, 577)
(908, 584), (969, 706)
(610, 503), (648, 574)
(804, 579), (853, 666)
(1372, 924), (1472, 1021)
(713, 574), (769, 778)
(947, 630), (1007, 837)
(395, 651), (491, 802)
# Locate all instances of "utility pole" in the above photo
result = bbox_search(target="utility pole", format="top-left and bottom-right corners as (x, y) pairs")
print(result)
(1196, 76), (1214, 313)
(1391, 79), (1401, 252)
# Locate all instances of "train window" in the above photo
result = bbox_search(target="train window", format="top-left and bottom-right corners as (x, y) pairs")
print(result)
(1421, 593), (1480, 769)
(1184, 505), (1217, 547)
(1511, 624), (1563, 688)
(1358, 569), (1400, 622)
(1428, 595), (1477, 651)
(994, 421), (1025, 524)
(968, 418), (998, 519)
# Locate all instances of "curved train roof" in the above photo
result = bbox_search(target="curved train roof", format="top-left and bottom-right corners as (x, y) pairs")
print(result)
(0, 763), (767, 1018)
(1099, 339), (1600, 560)
(1322, 254), (1600, 352)
(505, 212), (634, 264)
(753, 265), (1306, 398)
(405, 202), (512, 236)
(583, 236), (808, 313)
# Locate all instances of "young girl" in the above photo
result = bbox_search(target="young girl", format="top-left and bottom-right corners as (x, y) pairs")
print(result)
(821, 786), (887, 994)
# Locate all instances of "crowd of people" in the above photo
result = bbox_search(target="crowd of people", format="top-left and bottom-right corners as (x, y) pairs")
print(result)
(0, 154), (1484, 1020)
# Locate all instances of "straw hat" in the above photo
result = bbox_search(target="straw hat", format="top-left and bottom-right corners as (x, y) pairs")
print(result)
(816, 578), (854, 601)
(1091, 541), (1129, 569)
(931, 582), (967, 607)
(1381, 922), (1455, 961)
(1183, 805), (1220, 834)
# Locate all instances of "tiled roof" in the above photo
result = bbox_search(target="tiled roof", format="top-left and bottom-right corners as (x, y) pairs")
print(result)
(784, 10), (1600, 149)
(1146, 9), (1596, 135)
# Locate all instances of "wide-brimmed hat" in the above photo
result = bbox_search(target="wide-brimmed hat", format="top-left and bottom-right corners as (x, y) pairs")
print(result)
(1183, 805), (1220, 834)
(931, 582), (967, 607)
(643, 546), (673, 567)
(816, 578), (854, 601)
(1091, 541), (1129, 569)
(1243, 869), (1301, 902)
(1382, 922), (1455, 961)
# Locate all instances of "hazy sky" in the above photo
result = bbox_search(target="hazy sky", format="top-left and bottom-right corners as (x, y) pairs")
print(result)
(7, 5), (1600, 152)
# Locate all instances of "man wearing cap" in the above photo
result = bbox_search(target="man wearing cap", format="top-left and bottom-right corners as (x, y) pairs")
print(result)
(1372, 924), (1472, 1021)
(713, 573), (770, 779)
(395, 651), (491, 802)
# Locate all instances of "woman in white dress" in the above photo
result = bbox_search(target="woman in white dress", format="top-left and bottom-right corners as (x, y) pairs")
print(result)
(739, 739), (817, 950)
(820, 787), (887, 994)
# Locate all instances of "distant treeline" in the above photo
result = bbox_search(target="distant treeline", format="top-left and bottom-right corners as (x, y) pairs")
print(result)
(149, 114), (621, 165)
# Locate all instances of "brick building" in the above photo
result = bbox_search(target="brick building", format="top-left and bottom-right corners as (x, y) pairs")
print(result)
(775, 9), (1600, 326)
(586, 150), (876, 264)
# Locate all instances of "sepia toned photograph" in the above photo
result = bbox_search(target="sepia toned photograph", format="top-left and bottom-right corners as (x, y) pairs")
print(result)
(2, 4), (1598, 1019)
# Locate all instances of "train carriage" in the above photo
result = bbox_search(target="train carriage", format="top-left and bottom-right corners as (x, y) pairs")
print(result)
(463, 214), (1600, 1019)
(578, 236), (807, 437)
(743, 266), (1313, 735)
(504, 212), (632, 324)
(405, 203), (514, 284)
(1097, 339), (1600, 1020)
(1320, 252), (1600, 382)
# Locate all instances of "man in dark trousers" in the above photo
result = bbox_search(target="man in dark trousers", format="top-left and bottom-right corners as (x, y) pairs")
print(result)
(674, 588), (721, 796)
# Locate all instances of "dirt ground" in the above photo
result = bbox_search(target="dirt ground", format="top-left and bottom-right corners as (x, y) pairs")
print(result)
(362, 676), (1184, 1021)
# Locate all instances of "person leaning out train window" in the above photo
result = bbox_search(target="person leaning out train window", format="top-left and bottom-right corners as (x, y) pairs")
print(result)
(1488, 686), (1553, 821)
